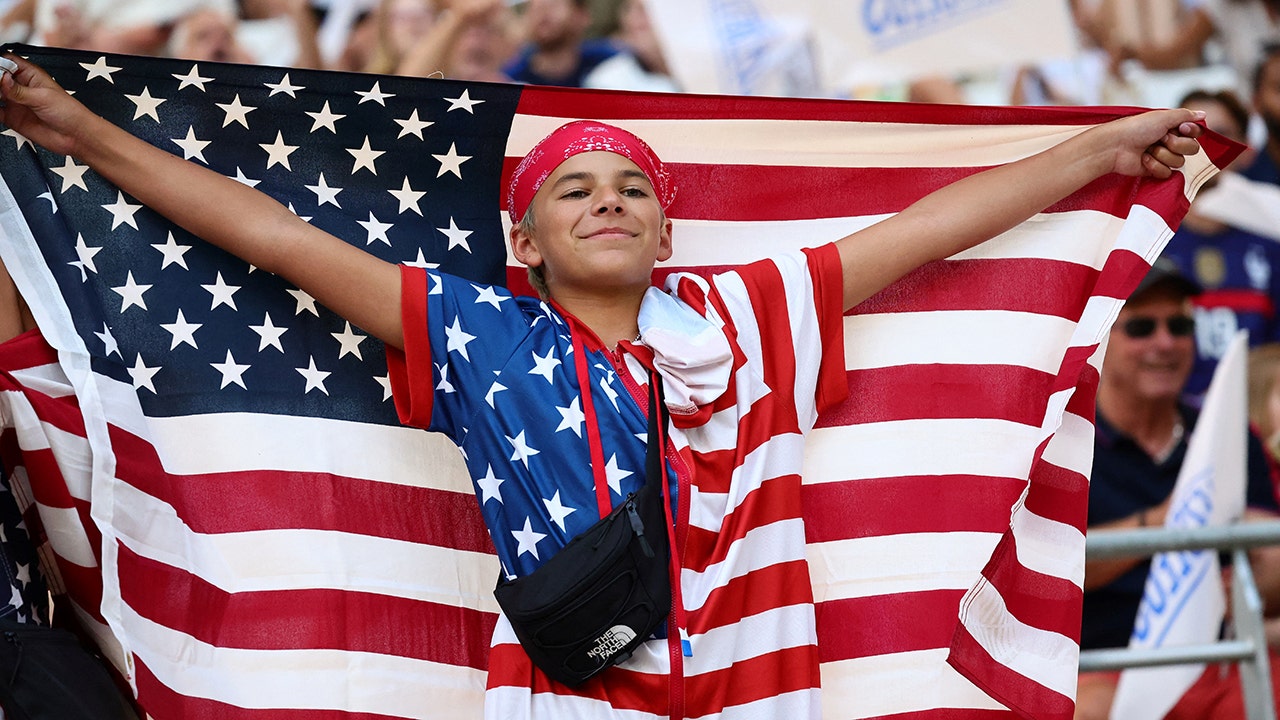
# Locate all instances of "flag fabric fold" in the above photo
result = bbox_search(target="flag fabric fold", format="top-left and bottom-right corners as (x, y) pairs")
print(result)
(0, 44), (1235, 719)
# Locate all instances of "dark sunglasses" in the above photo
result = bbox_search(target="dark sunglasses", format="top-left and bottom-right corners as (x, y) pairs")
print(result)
(1119, 315), (1195, 339)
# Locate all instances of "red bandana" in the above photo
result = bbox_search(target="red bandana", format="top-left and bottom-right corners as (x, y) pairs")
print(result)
(506, 120), (675, 224)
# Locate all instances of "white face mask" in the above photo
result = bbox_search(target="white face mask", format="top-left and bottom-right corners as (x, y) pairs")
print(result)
(638, 286), (733, 419)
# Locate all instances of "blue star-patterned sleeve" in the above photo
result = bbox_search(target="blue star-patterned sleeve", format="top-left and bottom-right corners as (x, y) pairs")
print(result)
(387, 265), (535, 441)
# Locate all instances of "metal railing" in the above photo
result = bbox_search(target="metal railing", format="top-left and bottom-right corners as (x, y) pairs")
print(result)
(1079, 521), (1280, 720)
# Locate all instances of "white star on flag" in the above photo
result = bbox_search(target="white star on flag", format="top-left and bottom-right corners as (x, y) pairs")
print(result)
(94, 323), (120, 358)
(445, 89), (483, 113)
(389, 177), (425, 215)
(125, 86), (165, 121)
(201, 272), (241, 310)
(331, 322), (366, 360)
(306, 173), (343, 207)
(216, 94), (256, 128)
(211, 351), (251, 389)
(151, 232), (192, 269)
(433, 143), (471, 179)
(358, 212), (394, 246)
(472, 284), (509, 310)
(265, 73), (304, 97)
(394, 109), (434, 139)
(356, 81), (394, 105)
(296, 356), (332, 394)
(347, 137), (385, 175)
(306, 101), (345, 133)
(250, 313), (289, 352)
(128, 354), (161, 393)
(160, 310), (202, 350)
(102, 191), (142, 230)
(261, 131), (298, 170)
(80, 56), (121, 82)
(171, 126), (211, 162)
(51, 157), (90, 192)
(72, 234), (102, 276)
(111, 271), (152, 311)
(172, 64), (212, 90)
(438, 217), (473, 252)
(287, 288), (319, 316)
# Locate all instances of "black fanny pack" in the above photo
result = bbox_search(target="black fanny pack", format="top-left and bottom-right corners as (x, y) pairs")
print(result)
(493, 374), (672, 686)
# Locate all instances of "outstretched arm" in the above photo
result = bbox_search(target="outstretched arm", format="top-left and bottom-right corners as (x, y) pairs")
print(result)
(0, 54), (405, 348)
(835, 108), (1206, 311)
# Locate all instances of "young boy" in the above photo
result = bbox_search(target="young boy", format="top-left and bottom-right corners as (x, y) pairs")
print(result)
(0, 53), (1206, 717)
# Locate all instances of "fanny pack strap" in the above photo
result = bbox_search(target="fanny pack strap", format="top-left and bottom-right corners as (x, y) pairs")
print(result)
(645, 372), (669, 493)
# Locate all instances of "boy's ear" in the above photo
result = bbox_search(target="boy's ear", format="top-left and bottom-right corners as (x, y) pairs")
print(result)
(509, 223), (543, 269)
(656, 217), (673, 262)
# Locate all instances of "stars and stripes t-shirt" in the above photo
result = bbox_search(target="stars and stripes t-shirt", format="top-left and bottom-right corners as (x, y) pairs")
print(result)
(389, 244), (846, 718)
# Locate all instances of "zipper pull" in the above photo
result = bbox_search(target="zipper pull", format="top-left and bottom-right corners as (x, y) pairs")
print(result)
(680, 627), (692, 657)
(626, 500), (655, 558)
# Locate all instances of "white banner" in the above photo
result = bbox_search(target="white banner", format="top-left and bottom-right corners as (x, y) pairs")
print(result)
(1109, 330), (1250, 720)
(645, 0), (1079, 96)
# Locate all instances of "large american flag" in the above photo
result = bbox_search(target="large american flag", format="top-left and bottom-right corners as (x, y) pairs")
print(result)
(0, 44), (1235, 719)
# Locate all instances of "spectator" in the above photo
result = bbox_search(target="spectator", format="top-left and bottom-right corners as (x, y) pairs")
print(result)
(1249, 343), (1280, 461)
(1077, 258), (1280, 719)
(1244, 42), (1280, 185)
(235, 0), (324, 69)
(584, 0), (678, 93)
(1160, 88), (1280, 398)
(362, 0), (435, 75)
(1105, 0), (1280, 97)
(503, 0), (619, 87)
(388, 0), (518, 83)
(167, 8), (255, 63)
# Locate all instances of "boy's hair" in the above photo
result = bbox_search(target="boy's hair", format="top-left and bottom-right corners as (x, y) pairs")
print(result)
(517, 208), (550, 299)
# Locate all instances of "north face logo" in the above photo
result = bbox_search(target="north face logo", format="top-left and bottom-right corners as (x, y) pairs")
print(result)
(586, 625), (637, 661)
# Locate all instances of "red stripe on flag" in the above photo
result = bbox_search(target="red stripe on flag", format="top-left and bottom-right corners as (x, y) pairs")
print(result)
(117, 542), (496, 669)
(816, 590), (966, 662)
(687, 559), (814, 635)
(852, 258), (1098, 318)
(109, 428), (494, 553)
(500, 160), (1188, 225)
(803, 475), (1027, 542)
(949, 625), (1074, 720)
(823, 364), (1057, 428)
(514, 86), (1144, 125)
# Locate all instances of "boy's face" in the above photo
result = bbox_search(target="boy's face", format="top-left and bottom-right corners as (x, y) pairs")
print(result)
(511, 151), (672, 299)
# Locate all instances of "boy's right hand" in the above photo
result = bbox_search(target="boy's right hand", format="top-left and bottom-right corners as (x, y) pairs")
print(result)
(0, 53), (94, 158)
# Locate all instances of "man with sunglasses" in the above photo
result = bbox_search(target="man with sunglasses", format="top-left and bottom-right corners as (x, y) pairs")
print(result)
(1076, 258), (1280, 718)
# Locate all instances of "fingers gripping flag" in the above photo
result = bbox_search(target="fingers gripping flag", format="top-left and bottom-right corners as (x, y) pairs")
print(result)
(0, 45), (1236, 719)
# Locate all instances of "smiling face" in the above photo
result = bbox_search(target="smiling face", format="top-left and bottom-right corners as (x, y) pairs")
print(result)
(510, 151), (672, 300)
(1102, 286), (1196, 406)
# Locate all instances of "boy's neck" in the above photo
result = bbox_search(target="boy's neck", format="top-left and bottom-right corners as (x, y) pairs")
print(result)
(549, 287), (645, 349)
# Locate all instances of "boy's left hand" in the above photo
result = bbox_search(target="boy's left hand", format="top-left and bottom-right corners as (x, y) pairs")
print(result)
(1106, 108), (1206, 180)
